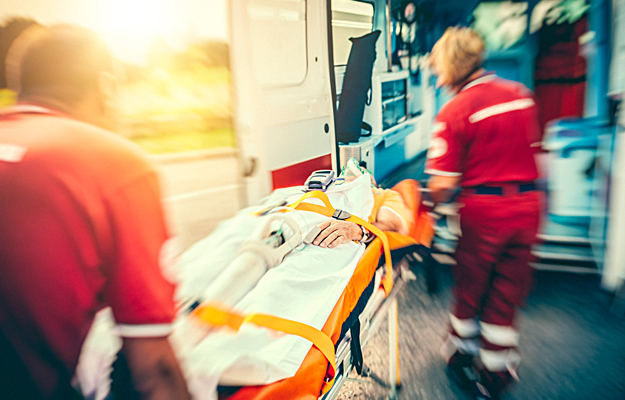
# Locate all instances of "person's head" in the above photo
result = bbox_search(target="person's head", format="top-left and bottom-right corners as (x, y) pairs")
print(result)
(0, 17), (41, 89)
(429, 26), (485, 90)
(6, 25), (119, 130)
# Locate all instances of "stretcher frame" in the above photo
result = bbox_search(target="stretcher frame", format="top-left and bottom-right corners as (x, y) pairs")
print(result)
(321, 260), (413, 400)
(320, 180), (435, 400)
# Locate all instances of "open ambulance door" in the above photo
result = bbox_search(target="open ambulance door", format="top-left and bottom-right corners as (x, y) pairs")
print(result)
(229, 0), (338, 206)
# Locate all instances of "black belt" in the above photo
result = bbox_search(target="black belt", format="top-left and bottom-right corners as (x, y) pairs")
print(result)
(465, 183), (536, 196)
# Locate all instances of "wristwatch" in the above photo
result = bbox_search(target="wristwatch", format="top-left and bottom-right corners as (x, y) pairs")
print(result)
(359, 225), (374, 244)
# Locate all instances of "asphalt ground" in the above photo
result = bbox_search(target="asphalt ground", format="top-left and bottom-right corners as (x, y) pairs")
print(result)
(337, 266), (625, 400)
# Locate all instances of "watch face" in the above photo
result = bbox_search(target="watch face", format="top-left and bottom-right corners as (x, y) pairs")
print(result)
(404, 2), (416, 24)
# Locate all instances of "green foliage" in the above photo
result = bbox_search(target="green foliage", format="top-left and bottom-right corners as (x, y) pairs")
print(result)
(0, 88), (16, 108)
(117, 41), (233, 155)
(130, 128), (235, 154)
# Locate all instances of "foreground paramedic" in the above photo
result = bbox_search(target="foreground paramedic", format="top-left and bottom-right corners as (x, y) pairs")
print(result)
(313, 159), (412, 248)
(426, 28), (541, 399)
(0, 26), (190, 399)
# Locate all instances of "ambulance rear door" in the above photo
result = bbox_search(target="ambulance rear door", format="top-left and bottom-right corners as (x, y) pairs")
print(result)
(229, 0), (337, 206)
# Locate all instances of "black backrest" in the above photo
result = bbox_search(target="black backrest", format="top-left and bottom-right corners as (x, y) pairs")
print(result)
(336, 30), (381, 144)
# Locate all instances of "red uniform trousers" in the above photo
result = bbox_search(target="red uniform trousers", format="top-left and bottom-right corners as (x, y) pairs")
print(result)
(447, 191), (541, 381)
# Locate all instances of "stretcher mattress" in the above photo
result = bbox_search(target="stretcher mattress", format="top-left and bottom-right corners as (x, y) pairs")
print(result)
(217, 179), (429, 400)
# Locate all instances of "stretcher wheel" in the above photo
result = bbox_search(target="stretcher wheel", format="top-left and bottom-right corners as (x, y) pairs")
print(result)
(423, 254), (439, 295)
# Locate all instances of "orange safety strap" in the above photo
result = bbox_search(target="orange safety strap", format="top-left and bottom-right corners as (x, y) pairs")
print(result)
(286, 191), (394, 296)
(192, 304), (337, 395)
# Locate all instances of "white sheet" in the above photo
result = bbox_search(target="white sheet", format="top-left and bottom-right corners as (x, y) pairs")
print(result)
(76, 175), (375, 400)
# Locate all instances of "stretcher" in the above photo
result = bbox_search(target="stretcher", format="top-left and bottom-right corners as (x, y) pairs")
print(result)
(193, 178), (435, 400)
(74, 177), (435, 400)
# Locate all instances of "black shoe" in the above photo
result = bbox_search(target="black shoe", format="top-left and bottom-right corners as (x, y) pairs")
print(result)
(474, 369), (511, 400)
(446, 352), (478, 392)
(474, 381), (499, 400)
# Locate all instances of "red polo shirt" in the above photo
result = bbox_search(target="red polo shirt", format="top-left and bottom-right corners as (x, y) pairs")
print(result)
(425, 74), (539, 187)
(0, 105), (177, 397)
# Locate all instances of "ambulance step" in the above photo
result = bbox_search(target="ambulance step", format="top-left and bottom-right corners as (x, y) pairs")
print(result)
(532, 250), (596, 263)
(533, 239), (596, 256)
(530, 263), (600, 274)
(536, 233), (592, 246)
(531, 241), (599, 272)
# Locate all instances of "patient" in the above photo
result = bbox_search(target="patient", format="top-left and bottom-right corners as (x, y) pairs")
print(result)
(312, 158), (413, 248)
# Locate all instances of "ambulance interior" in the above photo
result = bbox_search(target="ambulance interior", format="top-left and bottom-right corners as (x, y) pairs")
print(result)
(328, 0), (623, 294)
(325, 4), (625, 394)
(1, 0), (625, 398)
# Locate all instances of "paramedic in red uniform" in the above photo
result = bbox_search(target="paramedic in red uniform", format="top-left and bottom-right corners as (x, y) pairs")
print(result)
(0, 26), (190, 399)
(425, 27), (541, 399)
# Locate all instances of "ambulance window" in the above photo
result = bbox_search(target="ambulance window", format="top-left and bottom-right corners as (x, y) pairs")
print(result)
(332, 0), (375, 66)
(247, 0), (308, 87)
(472, 1), (529, 50)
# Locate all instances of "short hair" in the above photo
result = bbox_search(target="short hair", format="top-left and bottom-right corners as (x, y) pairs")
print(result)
(10, 25), (114, 103)
(0, 17), (40, 88)
(430, 27), (485, 86)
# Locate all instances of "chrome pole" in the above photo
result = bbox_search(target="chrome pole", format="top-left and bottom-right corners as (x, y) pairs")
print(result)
(386, 0), (393, 72)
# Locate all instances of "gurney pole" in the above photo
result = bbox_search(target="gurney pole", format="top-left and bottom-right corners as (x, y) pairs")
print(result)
(388, 296), (400, 399)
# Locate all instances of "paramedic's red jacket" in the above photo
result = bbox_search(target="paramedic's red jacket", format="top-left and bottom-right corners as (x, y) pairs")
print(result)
(425, 74), (540, 185)
(0, 106), (177, 398)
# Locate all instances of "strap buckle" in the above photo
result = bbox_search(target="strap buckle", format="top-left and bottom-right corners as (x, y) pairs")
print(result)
(332, 209), (351, 220)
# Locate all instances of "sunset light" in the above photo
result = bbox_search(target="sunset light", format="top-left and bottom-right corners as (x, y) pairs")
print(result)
(94, 0), (177, 64)
(2, 0), (228, 65)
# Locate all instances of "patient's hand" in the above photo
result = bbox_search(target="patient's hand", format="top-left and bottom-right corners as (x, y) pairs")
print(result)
(313, 219), (362, 249)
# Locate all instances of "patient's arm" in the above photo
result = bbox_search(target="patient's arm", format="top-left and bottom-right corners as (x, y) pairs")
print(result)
(313, 219), (362, 248)
(375, 206), (408, 236)
(312, 204), (408, 248)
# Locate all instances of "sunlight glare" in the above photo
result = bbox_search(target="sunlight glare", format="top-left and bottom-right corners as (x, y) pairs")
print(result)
(95, 0), (177, 65)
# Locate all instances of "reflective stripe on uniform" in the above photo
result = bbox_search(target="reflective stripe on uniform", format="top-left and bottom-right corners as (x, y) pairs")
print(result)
(480, 322), (520, 347)
(450, 314), (480, 338)
(0, 144), (27, 162)
(115, 323), (174, 338)
(468, 98), (535, 123)
(424, 169), (462, 177)
(480, 348), (521, 380)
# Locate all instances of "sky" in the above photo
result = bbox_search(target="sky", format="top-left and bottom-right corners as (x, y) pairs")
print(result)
(2, 0), (229, 64)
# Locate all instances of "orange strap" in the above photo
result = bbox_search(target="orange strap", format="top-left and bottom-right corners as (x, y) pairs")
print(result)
(286, 191), (394, 296)
(192, 304), (337, 395)
(205, 190), (394, 394)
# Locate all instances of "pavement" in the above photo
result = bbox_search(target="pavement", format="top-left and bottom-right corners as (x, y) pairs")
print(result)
(336, 266), (625, 400)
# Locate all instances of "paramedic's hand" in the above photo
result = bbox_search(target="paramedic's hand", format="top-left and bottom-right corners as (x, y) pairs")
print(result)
(313, 219), (361, 248)
(122, 337), (191, 400)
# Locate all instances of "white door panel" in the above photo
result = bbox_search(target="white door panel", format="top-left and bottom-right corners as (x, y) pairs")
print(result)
(230, 0), (337, 206)
(264, 117), (334, 170)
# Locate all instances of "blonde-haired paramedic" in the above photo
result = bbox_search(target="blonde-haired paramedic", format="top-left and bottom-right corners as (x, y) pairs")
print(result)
(425, 27), (541, 400)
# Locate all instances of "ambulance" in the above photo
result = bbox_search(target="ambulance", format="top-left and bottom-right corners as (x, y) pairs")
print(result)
(227, 0), (625, 303)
